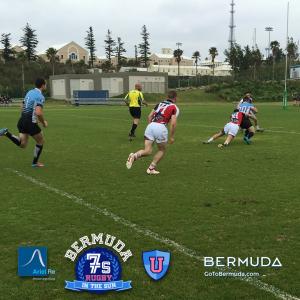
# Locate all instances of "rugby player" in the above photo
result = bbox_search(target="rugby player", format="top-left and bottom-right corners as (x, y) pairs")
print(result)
(238, 92), (264, 132)
(0, 78), (48, 167)
(124, 83), (148, 141)
(203, 109), (247, 148)
(126, 90), (179, 175)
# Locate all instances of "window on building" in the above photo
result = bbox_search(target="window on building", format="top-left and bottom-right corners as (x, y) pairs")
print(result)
(69, 52), (78, 61)
(61, 55), (63, 59)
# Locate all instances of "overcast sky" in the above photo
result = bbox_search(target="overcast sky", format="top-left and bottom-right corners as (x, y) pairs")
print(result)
(1, 0), (299, 60)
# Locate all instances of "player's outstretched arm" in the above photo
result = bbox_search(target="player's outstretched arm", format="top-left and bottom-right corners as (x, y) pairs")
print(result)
(35, 106), (48, 128)
(169, 115), (177, 144)
(147, 110), (155, 123)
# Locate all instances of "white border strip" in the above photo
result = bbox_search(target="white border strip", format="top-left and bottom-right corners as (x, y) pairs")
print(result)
(6, 168), (299, 300)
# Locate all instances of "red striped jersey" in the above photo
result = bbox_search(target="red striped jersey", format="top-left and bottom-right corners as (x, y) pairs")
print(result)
(152, 100), (179, 124)
(230, 111), (244, 125)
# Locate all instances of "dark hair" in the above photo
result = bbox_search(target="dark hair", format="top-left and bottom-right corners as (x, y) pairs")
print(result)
(233, 109), (239, 112)
(168, 90), (177, 99)
(35, 78), (46, 88)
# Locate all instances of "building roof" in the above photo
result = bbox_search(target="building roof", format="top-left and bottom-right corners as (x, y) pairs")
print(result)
(151, 53), (192, 60)
(151, 64), (211, 70)
(39, 41), (88, 55)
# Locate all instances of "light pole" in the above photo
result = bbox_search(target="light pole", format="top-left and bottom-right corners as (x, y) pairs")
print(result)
(283, 2), (290, 109)
(265, 27), (273, 58)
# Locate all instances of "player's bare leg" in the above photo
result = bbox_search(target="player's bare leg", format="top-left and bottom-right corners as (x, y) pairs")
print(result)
(203, 131), (224, 144)
(218, 134), (234, 149)
(126, 139), (153, 169)
(0, 129), (29, 148)
(19, 133), (29, 148)
(250, 114), (264, 132)
(147, 142), (167, 175)
(32, 132), (45, 167)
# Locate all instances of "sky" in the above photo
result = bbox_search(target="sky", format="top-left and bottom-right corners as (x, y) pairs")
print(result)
(0, 0), (299, 60)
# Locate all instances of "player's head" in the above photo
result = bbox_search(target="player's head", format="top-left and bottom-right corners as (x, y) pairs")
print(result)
(233, 109), (239, 113)
(35, 78), (46, 91)
(243, 91), (253, 102)
(167, 90), (177, 102)
(135, 83), (142, 91)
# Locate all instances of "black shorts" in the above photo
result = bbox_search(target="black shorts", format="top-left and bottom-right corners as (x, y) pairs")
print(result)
(129, 107), (141, 119)
(17, 118), (41, 136)
(240, 117), (252, 130)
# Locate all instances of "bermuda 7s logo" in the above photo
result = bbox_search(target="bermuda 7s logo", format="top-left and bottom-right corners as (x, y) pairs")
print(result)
(142, 250), (171, 280)
(65, 233), (132, 294)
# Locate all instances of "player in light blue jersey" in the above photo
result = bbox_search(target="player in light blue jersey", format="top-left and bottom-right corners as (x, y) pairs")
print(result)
(237, 92), (264, 132)
(0, 78), (48, 167)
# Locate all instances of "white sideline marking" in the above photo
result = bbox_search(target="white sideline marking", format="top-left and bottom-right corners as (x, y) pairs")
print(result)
(66, 114), (300, 135)
(6, 168), (299, 300)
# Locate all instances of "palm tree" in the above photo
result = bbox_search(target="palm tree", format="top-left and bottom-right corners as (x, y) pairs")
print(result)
(270, 41), (280, 80)
(173, 48), (183, 87)
(192, 51), (201, 77)
(46, 47), (58, 76)
(209, 47), (218, 76)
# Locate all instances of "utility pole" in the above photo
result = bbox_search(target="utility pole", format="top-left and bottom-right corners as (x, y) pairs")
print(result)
(21, 63), (25, 96)
(265, 27), (273, 58)
(283, 2), (289, 109)
(253, 28), (257, 49)
(228, 0), (236, 49)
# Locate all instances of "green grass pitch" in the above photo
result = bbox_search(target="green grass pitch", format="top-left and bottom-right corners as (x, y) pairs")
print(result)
(0, 102), (299, 300)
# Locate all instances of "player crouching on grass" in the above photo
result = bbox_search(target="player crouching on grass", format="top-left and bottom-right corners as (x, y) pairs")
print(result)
(203, 109), (250, 148)
(126, 90), (179, 175)
(0, 78), (48, 167)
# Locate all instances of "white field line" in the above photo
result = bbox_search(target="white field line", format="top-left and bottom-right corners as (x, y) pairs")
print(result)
(6, 168), (299, 300)
(65, 114), (300, 135)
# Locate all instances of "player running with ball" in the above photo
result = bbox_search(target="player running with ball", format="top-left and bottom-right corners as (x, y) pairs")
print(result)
(126, 90), (179, 175)
(0, 78), (48, 167)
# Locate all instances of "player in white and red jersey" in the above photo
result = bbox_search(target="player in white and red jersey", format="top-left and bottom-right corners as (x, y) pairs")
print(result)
(126, 90), (179, 175)
(203, 109), (245, 148)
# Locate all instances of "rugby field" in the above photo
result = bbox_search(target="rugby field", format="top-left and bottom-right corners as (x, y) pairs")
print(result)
(0, 102), (299, 300)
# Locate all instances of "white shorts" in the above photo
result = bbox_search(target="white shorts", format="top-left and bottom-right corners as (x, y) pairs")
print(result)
(223, 122), (239, 137)
(144, 122), (168, 144)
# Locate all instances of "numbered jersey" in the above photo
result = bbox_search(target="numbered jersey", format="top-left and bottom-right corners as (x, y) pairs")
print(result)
(152, 100), (179, 124)
(21, 88), (45, 123)
(230, 111), (244, 125)
(238, 101), (254, 115)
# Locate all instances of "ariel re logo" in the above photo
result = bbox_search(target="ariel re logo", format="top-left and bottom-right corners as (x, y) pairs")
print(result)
(64, 233), (133, 294)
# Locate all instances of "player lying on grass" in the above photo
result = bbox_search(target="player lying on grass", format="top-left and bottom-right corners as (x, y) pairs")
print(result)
(0, 78), (48, 167)
(203, 109), (253, 148)
(237, 92), (264, 132)
(126, 90), (179, 175)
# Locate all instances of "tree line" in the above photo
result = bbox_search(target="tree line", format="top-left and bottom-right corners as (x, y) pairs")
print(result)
(224, 39), (299, 80)
(0, 23), (151, 72)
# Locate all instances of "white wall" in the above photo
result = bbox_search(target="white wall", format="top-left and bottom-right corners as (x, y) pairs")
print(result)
(101, 77), (124, 96)
(70, 79), (94, 97)
(129, 76), (165, 93)
(52, 79), (66, 99)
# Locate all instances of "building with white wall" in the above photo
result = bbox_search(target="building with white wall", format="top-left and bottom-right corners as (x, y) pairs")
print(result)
(49, 72), (168, 100)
